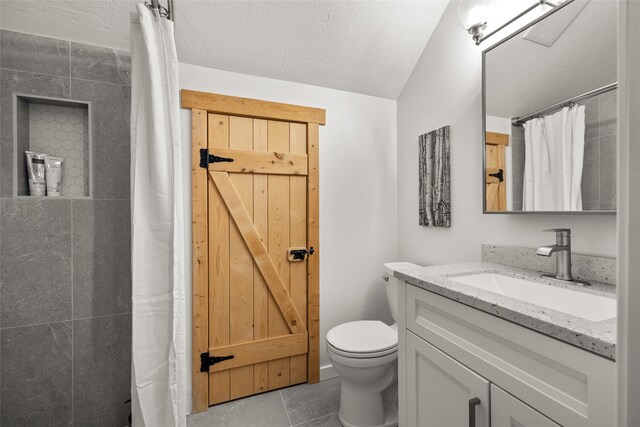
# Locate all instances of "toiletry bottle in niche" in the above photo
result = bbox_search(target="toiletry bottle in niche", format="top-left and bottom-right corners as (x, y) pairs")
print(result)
(45, 156), (64, 196)
(25, 151), (47, 196)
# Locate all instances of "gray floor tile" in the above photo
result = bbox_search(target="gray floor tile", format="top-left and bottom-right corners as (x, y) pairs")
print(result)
(294, 413), (342, 427)
(0, 199), (72, 327)
(281, 378), (341, 425)
(0, 30), (70, 77)
(72, 199), (131, 318)
(0, 321), (72, 426)
(0, 69), (70, 197)
(188, 390), (291, 427)
(73, 314), (131, 426)
(70, 42), (130, 85)
(70, 78), (130, 200)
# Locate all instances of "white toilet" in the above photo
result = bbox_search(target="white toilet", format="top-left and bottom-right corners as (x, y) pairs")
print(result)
(326, 264), (398, 427)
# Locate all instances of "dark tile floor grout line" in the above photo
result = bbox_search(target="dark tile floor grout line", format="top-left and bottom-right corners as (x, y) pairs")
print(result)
(291, 412), (340, 427)
(279, 389), (293, 427)
(187, 378), (342, 427)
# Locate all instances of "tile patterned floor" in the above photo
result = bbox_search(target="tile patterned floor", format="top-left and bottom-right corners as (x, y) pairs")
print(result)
(188, 377), (342, 427)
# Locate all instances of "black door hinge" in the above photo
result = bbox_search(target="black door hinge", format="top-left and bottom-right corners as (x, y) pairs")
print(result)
(200, 351), (234, 372)
(199, 148), (234, 168)
(488, 168), (504, 182)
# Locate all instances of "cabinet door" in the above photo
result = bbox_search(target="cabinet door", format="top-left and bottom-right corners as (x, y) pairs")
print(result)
(406, 331), (490, 427)
(491, 385), (561, 427)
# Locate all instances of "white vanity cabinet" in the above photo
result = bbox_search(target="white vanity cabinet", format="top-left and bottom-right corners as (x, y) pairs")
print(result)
(406, 332), (489, 427)
(490, 385), (560, 427)
(398, 281), (616, 427)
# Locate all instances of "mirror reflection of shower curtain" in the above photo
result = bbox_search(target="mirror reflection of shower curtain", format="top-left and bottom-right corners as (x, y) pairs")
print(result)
(130, 4), (186, 426)
(522, 105), (586, 211)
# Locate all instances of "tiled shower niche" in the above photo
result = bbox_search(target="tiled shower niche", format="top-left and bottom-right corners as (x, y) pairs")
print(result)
(15, 95), (91, 198)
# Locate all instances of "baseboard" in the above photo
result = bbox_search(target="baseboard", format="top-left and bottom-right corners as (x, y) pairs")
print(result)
(320, 364), (339, 381)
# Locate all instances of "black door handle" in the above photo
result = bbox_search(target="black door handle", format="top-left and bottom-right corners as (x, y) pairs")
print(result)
(469, 397), (481, 427)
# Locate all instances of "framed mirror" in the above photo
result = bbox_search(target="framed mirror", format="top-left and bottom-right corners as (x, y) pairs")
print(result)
(482, 0), (617, 214)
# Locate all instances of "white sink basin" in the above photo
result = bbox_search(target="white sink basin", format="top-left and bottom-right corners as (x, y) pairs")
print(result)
(448, 273), (616, 321)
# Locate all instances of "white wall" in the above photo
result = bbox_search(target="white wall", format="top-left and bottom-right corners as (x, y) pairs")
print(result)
(617, 1), (640, 425)
(485, 115), (511, 135)
(396, 1), (617, 267)
(179, 63), (398, 409)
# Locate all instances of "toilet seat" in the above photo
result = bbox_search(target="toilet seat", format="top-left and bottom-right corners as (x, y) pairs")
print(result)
(327, 320), (398, 358)
(328, 342), (397, 359)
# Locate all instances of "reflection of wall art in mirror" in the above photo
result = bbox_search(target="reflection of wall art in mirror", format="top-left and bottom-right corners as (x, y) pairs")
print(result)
(419, 125), (450, 227)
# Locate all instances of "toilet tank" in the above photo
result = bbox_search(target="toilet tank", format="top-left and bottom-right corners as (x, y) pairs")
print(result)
(383, 264), (399, 323)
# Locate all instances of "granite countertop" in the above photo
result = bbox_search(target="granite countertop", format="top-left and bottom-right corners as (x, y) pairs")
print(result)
(389, 261), (617, 360)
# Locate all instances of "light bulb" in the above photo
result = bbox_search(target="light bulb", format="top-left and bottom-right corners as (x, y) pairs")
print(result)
(457, 0), (491, 44)
(457, 1), (490, 30)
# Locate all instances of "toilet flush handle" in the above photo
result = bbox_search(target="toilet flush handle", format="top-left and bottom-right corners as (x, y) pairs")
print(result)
(382, 274), (389, 282)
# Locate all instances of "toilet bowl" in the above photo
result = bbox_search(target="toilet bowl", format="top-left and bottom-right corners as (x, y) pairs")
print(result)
(326, 265), (399, 427)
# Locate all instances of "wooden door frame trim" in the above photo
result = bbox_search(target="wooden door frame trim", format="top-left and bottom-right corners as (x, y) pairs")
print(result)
(485, 131), (509, 146)
(191, 108), (209, 413)
(306, 123), (320, 384)
(182, 90), (326, 125)
(187, 92), (324, 413)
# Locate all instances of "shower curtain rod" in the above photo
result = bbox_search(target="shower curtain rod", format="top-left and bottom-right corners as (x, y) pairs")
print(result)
(511, 82), (618, 126)
(146, 0), (173, 20)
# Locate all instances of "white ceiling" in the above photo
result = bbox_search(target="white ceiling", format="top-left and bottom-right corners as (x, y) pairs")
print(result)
(0, 0), (450, 99)
(486, 0), (617, 119)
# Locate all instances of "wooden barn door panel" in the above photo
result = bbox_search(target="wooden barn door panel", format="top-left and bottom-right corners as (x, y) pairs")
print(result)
(187, 91), (324, 413)
(208, 114), (231, 405)
(289, 122), (308, 385)
(206, 115), (309, 404)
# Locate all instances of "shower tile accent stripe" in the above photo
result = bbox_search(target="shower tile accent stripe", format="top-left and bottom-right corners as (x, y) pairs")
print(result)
(0, 30), (131, 426)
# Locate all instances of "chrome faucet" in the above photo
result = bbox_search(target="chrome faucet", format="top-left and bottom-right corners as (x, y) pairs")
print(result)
(536, 229), (590, 286)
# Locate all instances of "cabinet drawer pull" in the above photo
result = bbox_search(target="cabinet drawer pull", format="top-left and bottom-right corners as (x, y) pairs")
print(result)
(469, 397), (481, 427)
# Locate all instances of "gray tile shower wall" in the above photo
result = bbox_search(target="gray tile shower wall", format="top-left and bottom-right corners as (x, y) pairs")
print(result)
(0, 69), (71, 198)
(0, 322), (73, 425)
(511, 126), (525, 211)
(0, 30), (131, 426)
(0, 199), (72, 327)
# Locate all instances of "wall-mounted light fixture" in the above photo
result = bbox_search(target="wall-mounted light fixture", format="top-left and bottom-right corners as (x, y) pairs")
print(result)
(457, 1), (491, 45)
(458, 0), (565, 45)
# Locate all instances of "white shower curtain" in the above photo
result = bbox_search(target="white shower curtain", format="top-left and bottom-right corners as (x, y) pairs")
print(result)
(130, 4), (186, 426)
(522, 104), (586, 211)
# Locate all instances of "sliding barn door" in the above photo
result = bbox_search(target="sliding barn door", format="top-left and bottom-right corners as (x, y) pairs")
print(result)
(186, 91), (324, 411)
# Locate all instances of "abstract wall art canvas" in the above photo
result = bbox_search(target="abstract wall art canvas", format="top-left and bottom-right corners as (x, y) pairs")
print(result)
(419, 125), (451, 227)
